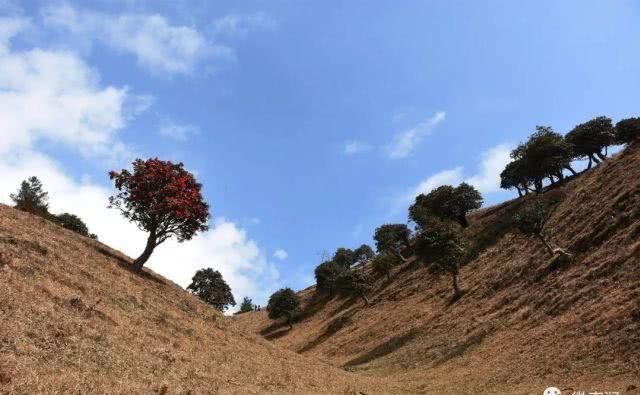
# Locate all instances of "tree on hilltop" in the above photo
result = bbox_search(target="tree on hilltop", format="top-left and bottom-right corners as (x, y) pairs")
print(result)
(187, 268), (236, 312)
(615, 117), (640, 145)
(565, 116), (615, 168)
(353, 244), (375, 270)
(10, 176), (50, 217)
(414, 220), (466, 299)
(373, 224), (410, 261)
(314, 260), (342, 294)
(409, 183), (482, 228)
(109, 158), (209, 271)
(267, 288), (300, 329)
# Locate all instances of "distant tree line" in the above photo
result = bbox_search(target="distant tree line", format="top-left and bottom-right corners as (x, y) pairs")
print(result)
(500, 116), (640, 196)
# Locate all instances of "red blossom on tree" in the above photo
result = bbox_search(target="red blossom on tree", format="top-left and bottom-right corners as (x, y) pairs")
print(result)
(108, 158), (210, 271)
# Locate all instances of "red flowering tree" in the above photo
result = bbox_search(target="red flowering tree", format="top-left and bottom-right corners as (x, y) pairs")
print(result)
(109, 158), (210, 271)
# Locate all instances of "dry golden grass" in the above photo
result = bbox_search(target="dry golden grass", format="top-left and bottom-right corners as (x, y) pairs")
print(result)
(234, 144), (640, 394)
(0, 204), (401, 394)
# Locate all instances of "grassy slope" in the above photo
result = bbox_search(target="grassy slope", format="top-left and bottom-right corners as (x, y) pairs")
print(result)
(234, 144), (640, 394)
(0, 205), (400, 394)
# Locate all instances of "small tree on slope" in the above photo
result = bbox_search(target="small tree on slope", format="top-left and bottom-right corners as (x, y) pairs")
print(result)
(239, 297), (254, 313)
(10, 176), (50, 217)
(354, 244), (375, 271)
(267, 288), (300, 329)
(336, 270), (372, 305)
(414, 220), (466, 299)
(513, 200), (571, 258)
(109, 158), (209, 271)
(615, 117), (640, 145)
(371, 253), (399, 281)
(187, 268), (236, 312)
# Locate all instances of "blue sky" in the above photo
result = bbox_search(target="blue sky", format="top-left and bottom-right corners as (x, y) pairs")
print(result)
(1, 0), (639, 307)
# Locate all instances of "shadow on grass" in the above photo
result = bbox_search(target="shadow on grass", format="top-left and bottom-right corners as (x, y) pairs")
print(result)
(343, 328), (420, 367)
(298, 314), (353, 354)
(96, 245), (165, 285)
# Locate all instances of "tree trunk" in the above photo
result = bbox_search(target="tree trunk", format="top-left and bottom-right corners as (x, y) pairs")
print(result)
(451, 271), (461, 298)
(458, 214), (469, 228)
(360, 293), (369, 305)
(587, 157), (592, 169)
(590, 154), (601, 165)
(548, 176), (555, 186)
(396, 249), (408, 263)
(516, 187), (523, 197)
(536, 233), (555, 257)
(596, 150), (607, 161)
(133, 232), (157, 271)
(564, 165), (577, 176)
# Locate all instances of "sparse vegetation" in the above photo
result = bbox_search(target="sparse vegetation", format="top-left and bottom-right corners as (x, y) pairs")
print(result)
(353, 244), (375, 270)
(108, 158), (210, 271)
(267, 288), (300, 329)
(332, 247), (356, 270)
(414, 220), (466, 298)
(186, 268), (236, 312)
(513, 199), (570, 258)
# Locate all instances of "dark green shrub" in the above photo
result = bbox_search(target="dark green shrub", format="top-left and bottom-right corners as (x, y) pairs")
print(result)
(373, 224), (410, 260)
(10, 176), (50, 217)
(314, 260), (342, 294)
(55, 213), (89, 236)
(267, 288), (300, 328)
(615, 117), (640, 145)
(187, 268), (236, 312)
(409, 182), (482, 228)
(335, 270), (371, 305)
(371, 253), (399, 281)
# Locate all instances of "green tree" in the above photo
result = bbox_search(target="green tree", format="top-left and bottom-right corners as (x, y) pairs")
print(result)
(409, 182), (482, 228)
(335, 270), (372, 305)
(513, 199), (571, 258)
(353, 244), (375, 270)
(187, 268), (236, 312)
(55, 213), (90, 236)
(414, 220), (466, 298)
(267, 288), (300, 329)
(239, 297), (254, 313)
(314, 260), (342, 294)
(371, 253), (399, 281)
(332, 247), (356, 270)
(565, 116), (615, 168)
(373, 224), (410, 261)
(10, 176), (50, 217)
(615, 117), (640, 145)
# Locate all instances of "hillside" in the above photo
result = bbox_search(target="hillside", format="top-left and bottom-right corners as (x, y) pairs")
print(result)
(0, 205), (400, 393)
(234, 144), (640, 394)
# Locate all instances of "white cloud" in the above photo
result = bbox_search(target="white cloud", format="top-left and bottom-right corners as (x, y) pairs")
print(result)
(387, 111), (446, 159)
(0, 150), (281, 309)
(213, 12), (277, 38)
(42, 3), (233, 75)
(0, 16), (279, 308)
(344, 140), (373, 155)
(465, 143), (512, 194)
(159, 119), (199, 141)
(406, 143), (513, 202)
(0, 17), (137, 163)
(408, 167), (463, 201)
(273, 249), (288, 260)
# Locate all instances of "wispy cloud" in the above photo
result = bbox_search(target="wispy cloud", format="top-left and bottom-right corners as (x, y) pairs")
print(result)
(273, 249), (288, 260)
(42, 3), (234, 75)
(386, 111), (446, 159)
(404, 142), (513, 203)
(344, 140), (373, 155)
(159, 119), (199, 141)
(213, 12), (277, 38)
